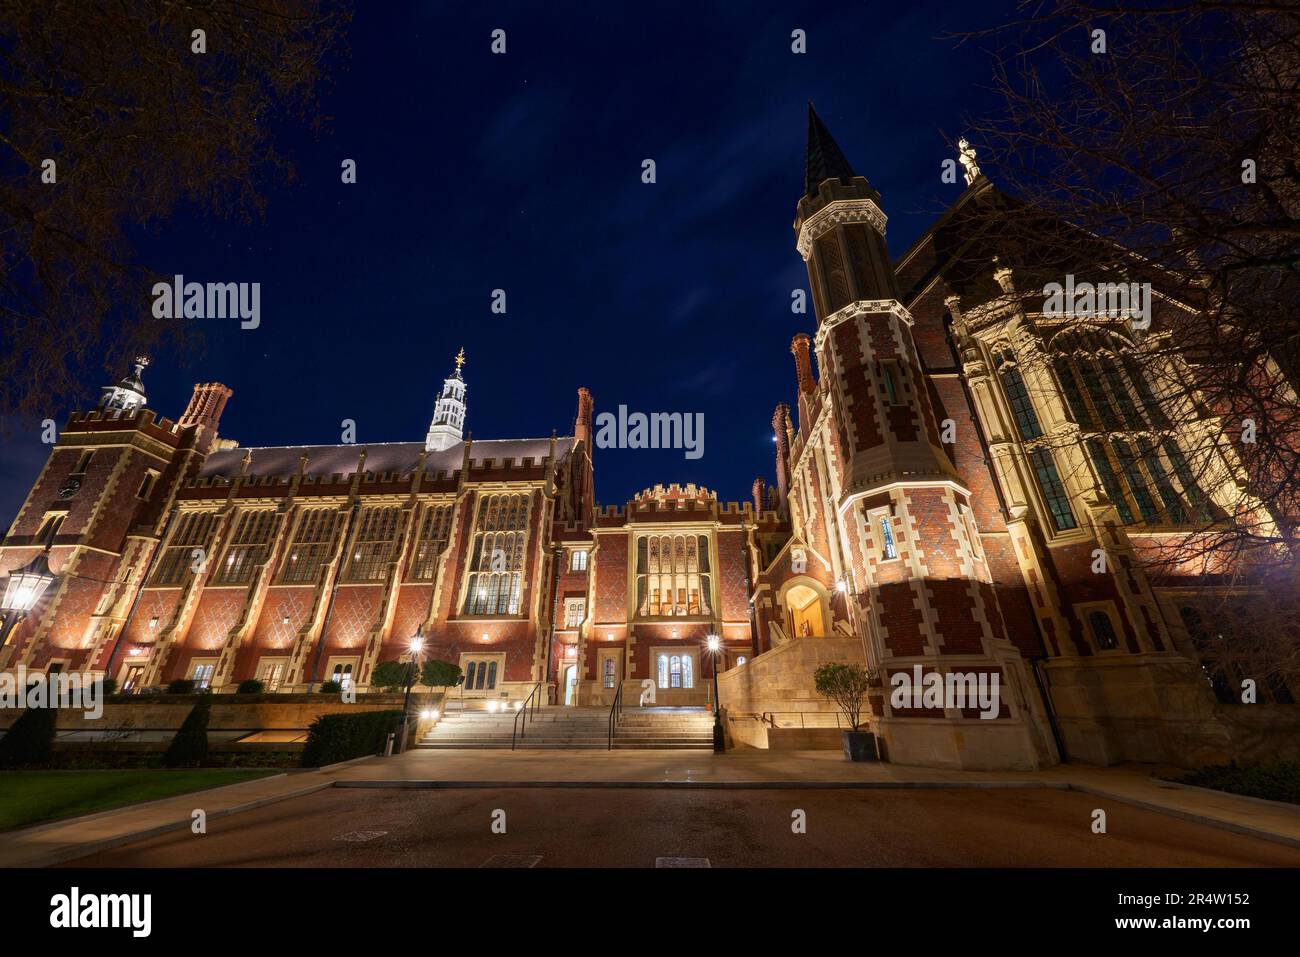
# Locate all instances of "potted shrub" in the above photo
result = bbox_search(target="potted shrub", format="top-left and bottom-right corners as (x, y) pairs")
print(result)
(813, 662), (879, 761)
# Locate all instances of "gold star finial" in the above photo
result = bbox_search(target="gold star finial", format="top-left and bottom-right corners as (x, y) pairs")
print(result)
(455, 347), (466, 370)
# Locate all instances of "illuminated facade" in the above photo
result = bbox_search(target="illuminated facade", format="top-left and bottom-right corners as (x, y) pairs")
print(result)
(1, 108), (1294, 770)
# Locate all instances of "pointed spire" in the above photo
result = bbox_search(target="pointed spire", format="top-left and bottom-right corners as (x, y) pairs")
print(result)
(805, 102), (857, 197)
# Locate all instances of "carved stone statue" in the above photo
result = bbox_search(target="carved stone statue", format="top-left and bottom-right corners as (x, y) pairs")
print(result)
(958, 138), (981, 187)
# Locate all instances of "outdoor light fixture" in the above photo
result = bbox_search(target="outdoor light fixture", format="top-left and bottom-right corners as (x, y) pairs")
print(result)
(149, 615), (160, 628)
(399, 632), (426, 752)
(429, 709), (440, 721)
(835, 580), (847, 593)
(481, 633), (489, 642)
(488, 700), (499, 713)
(0, 551), (57, 648)
(514, 701), (523, 711)
(705, 633), (725, 753)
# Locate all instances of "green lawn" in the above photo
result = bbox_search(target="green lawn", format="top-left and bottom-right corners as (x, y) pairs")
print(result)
(0, 769), (278, 831)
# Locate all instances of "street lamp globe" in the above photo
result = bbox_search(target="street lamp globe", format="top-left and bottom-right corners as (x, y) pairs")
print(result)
(409, 635), (424, 655)
(706, 634), (721, 653)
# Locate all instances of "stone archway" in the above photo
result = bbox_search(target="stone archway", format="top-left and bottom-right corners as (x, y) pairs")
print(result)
(779, 578), (831, 638)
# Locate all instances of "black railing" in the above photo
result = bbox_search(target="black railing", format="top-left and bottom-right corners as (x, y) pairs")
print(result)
(606, 682), (624, 750)
(510, 681), (543, 750)
(760, 710), (846, 729)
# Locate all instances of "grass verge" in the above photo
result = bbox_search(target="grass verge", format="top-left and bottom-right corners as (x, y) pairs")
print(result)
(0, 769), (277, 831)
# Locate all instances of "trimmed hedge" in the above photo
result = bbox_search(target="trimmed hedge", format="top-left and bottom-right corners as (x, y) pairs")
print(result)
(236, 679), (265, 695)
(318, 680), (343, 693)
(0, 706), (58, 768)
(167, 678), (196, 694)
(163, 696), (211, 767)
(301, 710), (404, 768)
(1173, 761), (1300, 806)
(369, 660), (409, 693)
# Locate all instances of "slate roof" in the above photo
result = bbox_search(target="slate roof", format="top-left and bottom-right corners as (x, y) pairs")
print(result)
(198, 436), (575, 480)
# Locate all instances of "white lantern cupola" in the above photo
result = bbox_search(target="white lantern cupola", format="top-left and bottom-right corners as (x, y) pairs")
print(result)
(425, 348), (468, 452)
(99, 355), (150, 413)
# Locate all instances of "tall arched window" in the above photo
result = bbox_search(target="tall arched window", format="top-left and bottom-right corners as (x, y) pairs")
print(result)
(1048, 327), (1217, 527)
(463, 493), (530, 615)
(635, 533), (712, 617)
(993, 350), (1077, 532)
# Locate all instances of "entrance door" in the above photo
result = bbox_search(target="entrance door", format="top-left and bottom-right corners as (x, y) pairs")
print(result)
(563, 665), (577, 706)
(596, 649), (621, 706)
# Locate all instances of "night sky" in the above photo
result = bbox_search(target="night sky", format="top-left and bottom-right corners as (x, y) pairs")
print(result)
(1, 0), (1023, 521)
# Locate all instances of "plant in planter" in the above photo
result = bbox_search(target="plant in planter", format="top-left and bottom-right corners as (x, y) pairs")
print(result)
(813, 662), (880, 762)
(236, 678), (265, 695)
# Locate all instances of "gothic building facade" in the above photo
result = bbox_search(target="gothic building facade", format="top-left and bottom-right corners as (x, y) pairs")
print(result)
(1, 108), (1292, 770)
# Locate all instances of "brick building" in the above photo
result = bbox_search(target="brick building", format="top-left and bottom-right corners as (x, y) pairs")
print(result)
(1, 108), (1294, 769)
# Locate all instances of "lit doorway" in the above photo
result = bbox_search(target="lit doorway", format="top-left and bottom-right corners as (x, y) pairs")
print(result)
(786, 583), (827, 637)
(563, 665), (577, 705)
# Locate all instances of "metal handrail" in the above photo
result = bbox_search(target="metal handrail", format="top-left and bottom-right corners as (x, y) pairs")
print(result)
(510, 681), (543, 750)
(606, 682), (624, 750)
(760, 710), (846, 729)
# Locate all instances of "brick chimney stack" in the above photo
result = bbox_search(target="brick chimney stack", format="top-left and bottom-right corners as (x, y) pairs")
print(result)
(178, 382), (233, 452)
(771, 403), (792, 519)
(574, 387), (594, 446)
(791, 333), (816, 394)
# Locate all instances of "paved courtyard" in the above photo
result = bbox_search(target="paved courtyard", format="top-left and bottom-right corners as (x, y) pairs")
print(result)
(62, 785), (1300, 868)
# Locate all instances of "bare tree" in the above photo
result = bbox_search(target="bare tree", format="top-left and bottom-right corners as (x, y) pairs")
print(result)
(948, 2), (1299, 686)
(0, 0), (352, 422)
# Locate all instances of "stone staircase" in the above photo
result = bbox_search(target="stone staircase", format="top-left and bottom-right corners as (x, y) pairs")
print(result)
(417, 706), (715, 750)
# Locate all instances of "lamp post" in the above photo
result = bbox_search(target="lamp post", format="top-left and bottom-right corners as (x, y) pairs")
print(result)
(706, 633), (725, 753)
(0, 551), (58, 659)
(398, 634), (424, 753)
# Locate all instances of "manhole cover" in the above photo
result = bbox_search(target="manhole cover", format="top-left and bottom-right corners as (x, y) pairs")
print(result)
(656, 857), (711, 868)
(480, 854), (542, 868)
(333, 830), (388, 843)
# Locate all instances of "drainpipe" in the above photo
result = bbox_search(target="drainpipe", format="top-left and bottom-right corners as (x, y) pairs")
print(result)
(104, 506), (178, 687)
(307, 500), (360, 694)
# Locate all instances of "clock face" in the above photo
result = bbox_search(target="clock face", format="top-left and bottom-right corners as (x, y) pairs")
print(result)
(57, 477), (81, 500)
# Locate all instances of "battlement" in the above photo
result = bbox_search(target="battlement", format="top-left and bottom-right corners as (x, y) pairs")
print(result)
(465, 455), (547, 473)
(66, 406), (180, 436)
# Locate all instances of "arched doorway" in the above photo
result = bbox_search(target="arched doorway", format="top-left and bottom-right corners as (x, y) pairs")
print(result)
(563, 665), (578, 705)
(784, 581), (828, 637)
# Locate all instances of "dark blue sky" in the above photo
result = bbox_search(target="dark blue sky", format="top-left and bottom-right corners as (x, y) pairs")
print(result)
(2, 0), (1023, 520)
